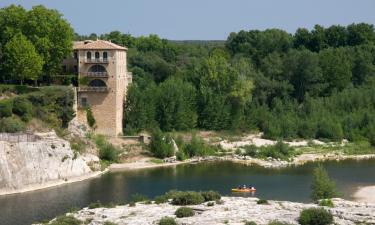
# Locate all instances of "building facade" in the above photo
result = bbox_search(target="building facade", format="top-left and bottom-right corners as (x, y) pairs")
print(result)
(63, 40), (132, 136)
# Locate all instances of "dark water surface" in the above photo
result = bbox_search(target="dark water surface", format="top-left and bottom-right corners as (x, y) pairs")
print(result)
(1, 159), (375, 225)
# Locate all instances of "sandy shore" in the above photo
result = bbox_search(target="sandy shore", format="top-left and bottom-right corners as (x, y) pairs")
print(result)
(353, 186), (375, 204)
(0, 170), (106, 196)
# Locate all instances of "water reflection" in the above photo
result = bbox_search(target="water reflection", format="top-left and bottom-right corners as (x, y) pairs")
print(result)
(0, 159), (374, 225)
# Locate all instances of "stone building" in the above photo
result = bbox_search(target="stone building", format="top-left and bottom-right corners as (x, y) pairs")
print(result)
(63, 40), (132, 136)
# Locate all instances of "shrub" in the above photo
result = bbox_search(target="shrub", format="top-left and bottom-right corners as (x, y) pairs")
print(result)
(85, 107), (96, 128)
(176, 150), (188, 161)
(88, 201), (102, 209)
(317, 120), (343, 141)
(158, 217), (177, 225)
(267, 221), (293, 225)
(154, 195), (169, 204)
(149, 129), (174, 158)
(0, 117), (26, 133)
(207, 202), (215, 206)
(201, 191), (221, 201)
(318, 199), (334, 208)
(311, 165), (339, 201)
(257, 199), (269, 205)
(245, 222), (257, 225)
(298, 208), (333, 225)
(244, 145), (258, 157)
(130, 193), (149, 203)
(171, 191), (205, 205)
(95, 135), (119, 162)
(12, 97), (32, 122)
(103, 222), (117, 225)
(50, 215), (82, 225)
(0, 100), (13, 118)
(175, 207), (195, 218)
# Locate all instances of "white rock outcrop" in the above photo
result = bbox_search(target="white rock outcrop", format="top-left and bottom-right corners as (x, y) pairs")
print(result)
(0, 132), (94, 195)
(43, 197), (375, 225)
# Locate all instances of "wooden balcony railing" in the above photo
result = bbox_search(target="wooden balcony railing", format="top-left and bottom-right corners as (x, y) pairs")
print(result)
(85, 58), (109, 63)
(83, 72), (108, 77)
(78, 87), (108, 92)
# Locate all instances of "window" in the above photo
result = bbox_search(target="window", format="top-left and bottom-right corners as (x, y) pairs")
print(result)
(95, 52), (100, 59)
(74, 65), (78, 73)
(88, 65), (106, 72)
(87, 52), (91, 59)
(81, 98), (88, 107)
(103, 52), (108, 61)
(74, 52), (78, 59)
(88, 79), (106, 87)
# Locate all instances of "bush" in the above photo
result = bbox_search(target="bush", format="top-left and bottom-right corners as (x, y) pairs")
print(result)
(50, 215), (82, 225)
(88, 201), (102, 209)
(86, 107), (96, 128)
(175, 207), (195, 218)
(0, 100), (13, 118)
(244, 145), (258, 157)
(154, 195), (169, 204)
(200, 191), (221, 201)
(207, 202), (215, 206)
(171, 191), (205, 205)
(318, 199), (334, 208)
(257, 199), (269, 205)
(245, 222), (257, 225)
(311, 165), (339, 201)
(130, 193), (149, 203)
(0, 117), (26, 133)
(298, 208), (333, 225)
(158, 217), (177, 225)
(176, 150), (188, 161)
(12, 97), (32, 122)
(317, 120), (343, 141)
(267, 221), (293, 225)
(95, 135), (119, 162)
(149, 129), (175, 158)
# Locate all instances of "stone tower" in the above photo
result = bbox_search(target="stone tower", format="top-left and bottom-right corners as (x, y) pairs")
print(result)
(64, 40), (132, 136)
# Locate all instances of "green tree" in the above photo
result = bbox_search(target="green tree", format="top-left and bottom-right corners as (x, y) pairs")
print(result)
(23, 5), (74, 81)
(149, 129), (174, 158)
(2, 33), (43, 84)
(319, 47), (352, 94)
(157, 78), (197, 131)
(311, 165), (339, 201)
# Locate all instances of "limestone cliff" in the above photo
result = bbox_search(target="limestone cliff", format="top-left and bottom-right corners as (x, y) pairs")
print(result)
(0, 132), (94, 195)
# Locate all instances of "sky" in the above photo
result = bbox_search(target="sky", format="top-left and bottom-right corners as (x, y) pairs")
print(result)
(1, 0), (375, 40)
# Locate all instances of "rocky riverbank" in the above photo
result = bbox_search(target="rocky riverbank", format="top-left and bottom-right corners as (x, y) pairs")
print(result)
(353, 186), (375, 204)
(0, 132), (100, 196)
(39, 197), (375, 225)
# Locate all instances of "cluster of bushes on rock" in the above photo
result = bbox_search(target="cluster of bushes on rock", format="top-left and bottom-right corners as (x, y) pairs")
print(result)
(93, 134), (119, 163)
(149, 130), (220, 159)
(238, 141), (295, 160)
(0, 86), (75, 133)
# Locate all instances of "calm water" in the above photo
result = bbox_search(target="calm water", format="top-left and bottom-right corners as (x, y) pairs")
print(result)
(1, 159), (375, 225)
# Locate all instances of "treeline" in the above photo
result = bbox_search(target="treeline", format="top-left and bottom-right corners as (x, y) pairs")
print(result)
(0, 5), (74, 84)
(98, 24), (375, 145)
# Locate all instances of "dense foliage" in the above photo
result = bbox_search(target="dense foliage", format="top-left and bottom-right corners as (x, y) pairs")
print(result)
(95, 24), (375, 147)
(311, 165), (339, 201)
(0, 5), (74, 84)
(0, 86), (75, 132)
(298, 208), (333, 225)
(174, 207), (195, 218)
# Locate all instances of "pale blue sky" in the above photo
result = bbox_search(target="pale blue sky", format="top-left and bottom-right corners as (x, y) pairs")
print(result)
(1, 0), (375, 40)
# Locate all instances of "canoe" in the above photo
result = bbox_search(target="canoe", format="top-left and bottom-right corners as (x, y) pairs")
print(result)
(231, 188), (256, 192)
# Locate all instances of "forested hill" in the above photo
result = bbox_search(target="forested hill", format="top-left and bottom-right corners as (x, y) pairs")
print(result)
(85, 24), (375, 146)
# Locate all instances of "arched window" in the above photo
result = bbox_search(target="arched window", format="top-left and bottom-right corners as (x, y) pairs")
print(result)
(95, 52), (100, 59)
(88, 65), (107, 73)
(103, 52), (108, 61)
(88, 79), (107, 87)
(87, 52), (91, 59)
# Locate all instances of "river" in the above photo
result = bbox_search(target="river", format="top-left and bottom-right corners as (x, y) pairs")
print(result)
(1, 159), (375, 225)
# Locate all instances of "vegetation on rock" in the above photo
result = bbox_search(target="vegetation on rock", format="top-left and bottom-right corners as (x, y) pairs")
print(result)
(298, 208), (333, 225)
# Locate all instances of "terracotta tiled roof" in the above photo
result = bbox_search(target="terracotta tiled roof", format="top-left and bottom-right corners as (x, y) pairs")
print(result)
(73, 40), (127, 50)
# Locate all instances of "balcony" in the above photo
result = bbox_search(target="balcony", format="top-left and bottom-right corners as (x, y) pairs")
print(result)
(83, 72), (108, 78)
(85, 58), (109, 63)
(78, 87), (108, 92)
